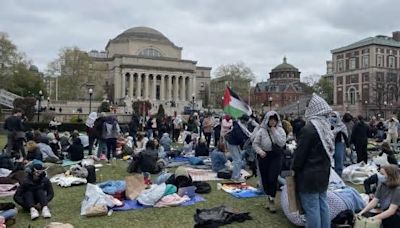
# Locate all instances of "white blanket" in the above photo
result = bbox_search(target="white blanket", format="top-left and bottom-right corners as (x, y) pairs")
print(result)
(50, 174), (87, 187)
(342, 162), (378, 185)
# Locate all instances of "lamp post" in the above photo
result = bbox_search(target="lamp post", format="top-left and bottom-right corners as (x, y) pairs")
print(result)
(37, 90), (43, 122)
(268, 96), (273, 111)
(364, 100), (368, 119)
(221, 97), (224, 109)
(297, 100), (300, 117)
(384, 101), (387, 119)
(192, 93), (195, 111)
(89, 88), (93, 113)
(47, 97), (50, 110)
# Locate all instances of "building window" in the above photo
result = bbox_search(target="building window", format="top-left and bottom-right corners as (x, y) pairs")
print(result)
(138, 48), (163, 57)
(377, 55), (383, 67)
(337, 60), (344, 72)
(362, 55), (369, 67)
(348, 88), (356, 105)
(389, 56), (395, 68)
(350, 58), (356, 70)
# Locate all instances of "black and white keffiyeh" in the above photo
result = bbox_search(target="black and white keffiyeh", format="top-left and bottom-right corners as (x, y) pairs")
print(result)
(305, 94), (335, 166)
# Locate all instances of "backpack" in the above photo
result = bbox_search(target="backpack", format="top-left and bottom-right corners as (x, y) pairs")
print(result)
(331, 209), (354, 228)
(85, 165), (96, 183)
(193, 181), (211, 194)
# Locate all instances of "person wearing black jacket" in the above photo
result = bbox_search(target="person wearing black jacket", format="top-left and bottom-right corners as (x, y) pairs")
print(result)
(93, 113), (107, 158)
(66, 138), (84, 161)
(128, 114), (140, 145)
(292, 94), (333, 228)
(4, 108), (25, 157)
(14, 161), (54, 220)
(225, 115), (250, 183)
(291, 116), (306, 139)
(351, 115), (369, 163)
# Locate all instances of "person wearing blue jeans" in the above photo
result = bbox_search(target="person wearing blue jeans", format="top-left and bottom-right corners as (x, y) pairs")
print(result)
(330, 111), (349, 177)
(225, 117), (249, 183)
(292, 94), (333, 228)
(299, 192), (330, 228)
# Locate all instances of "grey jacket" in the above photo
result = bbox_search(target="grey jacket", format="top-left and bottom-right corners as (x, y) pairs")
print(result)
(253, 111), (286, 155)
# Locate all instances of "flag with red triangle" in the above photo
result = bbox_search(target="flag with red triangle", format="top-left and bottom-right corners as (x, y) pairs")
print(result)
(223, 86), (252, 118)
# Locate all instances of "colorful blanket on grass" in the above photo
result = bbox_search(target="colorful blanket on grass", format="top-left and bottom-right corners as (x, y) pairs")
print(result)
(112, 195), (205, 211)
(221, 183), (264, 198)
(186, 168), (251, 182)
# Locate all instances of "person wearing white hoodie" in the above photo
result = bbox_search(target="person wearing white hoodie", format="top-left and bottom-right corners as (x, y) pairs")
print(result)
(386, 115), (399, 143)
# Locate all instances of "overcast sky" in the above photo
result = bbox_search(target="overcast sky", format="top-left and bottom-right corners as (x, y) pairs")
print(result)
(1, 0), (399, 82)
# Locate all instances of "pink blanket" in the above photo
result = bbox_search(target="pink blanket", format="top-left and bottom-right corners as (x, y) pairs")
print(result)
(0, 184), (18, 197)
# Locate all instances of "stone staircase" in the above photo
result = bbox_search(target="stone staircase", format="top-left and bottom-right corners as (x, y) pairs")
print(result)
(0, 89), (21, 108)
(278, 95), (312, 116)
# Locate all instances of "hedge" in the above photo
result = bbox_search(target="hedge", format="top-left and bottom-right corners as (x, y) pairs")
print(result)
(24, 122), (87, 132)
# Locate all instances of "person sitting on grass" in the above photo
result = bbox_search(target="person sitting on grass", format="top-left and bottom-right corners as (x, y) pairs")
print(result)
(211, 142), (232, 172)
(66, 138), (84, 161)
(195, 137), (209, 157)
(380, 142), (398, 166)
(25, 141), (43, 162)
(138, 140), (165, 174)
(358, 165), (400, 227)
(160, 133), (172, 155)
(134, 133), (148, 155)
(13, 160), (54, 220)
(37, 138), (60, 163)
(153, 138), (165, 159)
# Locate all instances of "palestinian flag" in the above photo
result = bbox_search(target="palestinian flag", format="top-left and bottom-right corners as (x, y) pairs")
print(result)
(223, 86), (252, 119)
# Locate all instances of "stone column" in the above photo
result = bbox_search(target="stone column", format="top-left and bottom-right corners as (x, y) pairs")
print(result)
(160, 75), (165, 101)
(144, 73), (149, 100)
(174, 76), (179, 101)
(152, 75), (157, 100)
(181, 76), (186, 101)
(121, 73), (126, 98)
(113, 67), (121, 101)
(167, 75), (172, 101)
(136, 73), (142, 99)
(129, 73), (134, 98)
(188, 76), (193, 100)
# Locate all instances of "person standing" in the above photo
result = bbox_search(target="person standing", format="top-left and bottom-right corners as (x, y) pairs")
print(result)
(102, 115), (120, 161)
(128, 113), (140, 145)
(4, 108), (25, 157)
(386, 116), (399, 143)
(85, 112), (97, 155)
(172, 115), (183, 142)
(292, 94), (333, 228)
(351, 115), (369, 163)
(213, 117), (222, 146)
(202, 114), (214, 148)
(330, 111), (349, 177)
(253, 111), (286, 213)
(225, 115), (250, 183)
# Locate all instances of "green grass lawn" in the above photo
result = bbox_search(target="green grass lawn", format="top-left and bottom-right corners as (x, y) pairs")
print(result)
(0, 134), (295, 228)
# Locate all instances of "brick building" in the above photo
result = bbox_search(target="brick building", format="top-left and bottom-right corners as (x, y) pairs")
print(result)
(252, 57), (306, 112)
(332, 31), (400, 118)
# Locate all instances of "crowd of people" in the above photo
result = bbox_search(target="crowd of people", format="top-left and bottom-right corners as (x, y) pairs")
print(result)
(2, 94), (400, 227)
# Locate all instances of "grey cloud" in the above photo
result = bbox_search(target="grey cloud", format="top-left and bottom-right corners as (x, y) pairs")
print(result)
(0, 0), (399, 82)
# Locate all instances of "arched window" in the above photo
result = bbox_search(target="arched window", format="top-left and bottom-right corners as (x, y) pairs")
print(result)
(139, 48), (163, 57)
(348, 87), (356, 105)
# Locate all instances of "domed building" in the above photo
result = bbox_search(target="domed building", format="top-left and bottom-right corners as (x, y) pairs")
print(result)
(252, 57), (306, 113)
(90, 26), (211, 112)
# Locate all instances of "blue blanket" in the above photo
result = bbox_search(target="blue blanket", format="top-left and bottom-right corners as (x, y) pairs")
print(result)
(113, 195), (205, 211)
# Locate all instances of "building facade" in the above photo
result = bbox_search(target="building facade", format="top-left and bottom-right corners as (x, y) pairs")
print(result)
(90, 27), (211, 113)
(252, 57), (305, 112)
(210, 75), (251, 108)
(331, 31), (400, 117)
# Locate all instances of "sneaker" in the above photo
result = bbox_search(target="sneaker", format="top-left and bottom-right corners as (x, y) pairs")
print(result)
(268, 199), (277, 213)
(41, 206), (51, 218)
(30, 207), (39, 220)
(230, 177), (246, 183)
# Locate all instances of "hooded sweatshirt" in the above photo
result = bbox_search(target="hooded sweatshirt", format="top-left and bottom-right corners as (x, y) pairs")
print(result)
(160, 133), (172, 152)
(252, 111), (286, 155)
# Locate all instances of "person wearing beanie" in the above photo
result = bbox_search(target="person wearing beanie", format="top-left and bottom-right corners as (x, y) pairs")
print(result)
(13, 160), (54, 220)
(26, 141), (43, 162)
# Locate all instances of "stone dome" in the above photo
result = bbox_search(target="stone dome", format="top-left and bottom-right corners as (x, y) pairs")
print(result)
(271, 57), (298, 72)
(114, 26), (173, 45)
